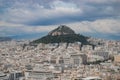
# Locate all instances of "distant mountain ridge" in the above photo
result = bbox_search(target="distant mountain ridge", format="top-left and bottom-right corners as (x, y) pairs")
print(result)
(32, 25), (90, 45)
(0, 37), (12, 41)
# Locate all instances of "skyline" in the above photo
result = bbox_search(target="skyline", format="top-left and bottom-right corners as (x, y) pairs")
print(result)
(0, 0), (120, 40)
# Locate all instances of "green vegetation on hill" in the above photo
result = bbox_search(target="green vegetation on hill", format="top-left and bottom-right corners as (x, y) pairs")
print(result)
(32, 34), (89, 45)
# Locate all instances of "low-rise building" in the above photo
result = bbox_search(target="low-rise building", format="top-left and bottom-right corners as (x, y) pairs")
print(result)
(93, 51), (109, 60)
(114, 55), (120, 63)
(25, 70), (54, 80)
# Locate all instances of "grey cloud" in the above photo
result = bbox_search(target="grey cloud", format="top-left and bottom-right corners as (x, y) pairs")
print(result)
(0, 0), (120, 40)
(0, 0), (119, 26)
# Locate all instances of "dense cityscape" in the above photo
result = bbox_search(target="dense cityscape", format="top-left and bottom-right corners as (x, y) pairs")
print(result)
(0, 26), (120, 80)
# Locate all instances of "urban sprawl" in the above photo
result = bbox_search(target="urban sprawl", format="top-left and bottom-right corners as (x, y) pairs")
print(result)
(0, 38), (120, 80)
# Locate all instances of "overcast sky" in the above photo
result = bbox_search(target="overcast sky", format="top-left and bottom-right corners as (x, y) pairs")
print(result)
(0, 0), (120, 40)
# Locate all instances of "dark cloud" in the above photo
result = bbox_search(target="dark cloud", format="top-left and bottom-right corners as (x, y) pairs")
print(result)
(0, 0), (120, 39)
(0, 0), (120, 26)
